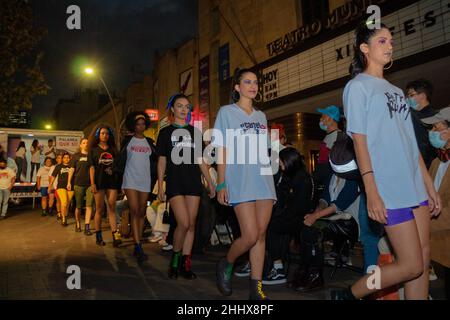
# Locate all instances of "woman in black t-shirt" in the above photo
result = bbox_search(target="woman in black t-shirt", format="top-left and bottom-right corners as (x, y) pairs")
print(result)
(68, 138), (94, 235)
(49, 152), (73, 227)
(156, 94), (215, 280)
(87, 124), (122, 247)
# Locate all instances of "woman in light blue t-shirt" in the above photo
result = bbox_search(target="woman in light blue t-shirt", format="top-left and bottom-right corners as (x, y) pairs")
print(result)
(331, 21), (441, 300)
(213, 68), (276, 300)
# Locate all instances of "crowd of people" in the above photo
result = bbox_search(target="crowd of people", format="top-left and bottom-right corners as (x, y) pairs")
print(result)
(0, 20), (449, 300)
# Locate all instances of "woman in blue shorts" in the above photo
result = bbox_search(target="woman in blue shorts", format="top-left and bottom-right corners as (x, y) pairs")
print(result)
(213, 68), (277, 300)
(331, 21), (441, 300)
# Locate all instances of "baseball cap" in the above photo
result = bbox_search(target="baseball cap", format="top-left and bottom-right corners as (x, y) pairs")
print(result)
(317, 105), (340, 122)
(421, 106), (450, 125)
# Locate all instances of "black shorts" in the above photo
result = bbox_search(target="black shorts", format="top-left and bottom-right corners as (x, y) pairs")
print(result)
(166, 178), (203, 200)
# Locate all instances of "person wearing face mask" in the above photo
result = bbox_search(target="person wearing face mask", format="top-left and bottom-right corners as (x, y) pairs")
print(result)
(313, 105), (341, 189)
(406, 79), (438, 169)
(421, 106), (450, 299)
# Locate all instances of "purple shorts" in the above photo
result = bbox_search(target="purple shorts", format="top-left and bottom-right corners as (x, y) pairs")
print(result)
(386, 200), (428, 226)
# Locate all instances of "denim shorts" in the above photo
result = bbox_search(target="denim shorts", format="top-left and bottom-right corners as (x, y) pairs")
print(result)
(386, 200), (428, 226)
(40, 187), (48, 197)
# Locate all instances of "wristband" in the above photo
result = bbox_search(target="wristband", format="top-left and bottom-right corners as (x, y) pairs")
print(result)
(216, 182), (226, 192)
(361, 170), (374, 177)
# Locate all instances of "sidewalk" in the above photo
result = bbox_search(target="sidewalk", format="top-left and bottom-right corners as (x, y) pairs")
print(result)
(0, 206), (446, 300)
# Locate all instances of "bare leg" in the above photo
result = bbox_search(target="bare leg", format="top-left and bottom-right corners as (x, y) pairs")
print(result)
(226, 202), (258, 263)
(94, 190), (105, 231)
(169, 196), (190, 252)
(350, 219), (424, 299)
(404, 205), (430, 299)
(249, 200), (272, 280)
(182, 196), (201, 255)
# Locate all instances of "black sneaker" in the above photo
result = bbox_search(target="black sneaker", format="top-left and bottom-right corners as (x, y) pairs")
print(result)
(112, 230), (122, 247)
(234, 261), (251, 277)
(96, 232), (106, 246)
(249, 279), (269, 300)
(330, 287), (356, 300)
(133, 245), (148, 264)
(262, 267), (287, 285)
(0, 215), (6, 220)
(180, 255), (197, 280)
(216, 258), (232, 296)
(84, 225), (92, 236)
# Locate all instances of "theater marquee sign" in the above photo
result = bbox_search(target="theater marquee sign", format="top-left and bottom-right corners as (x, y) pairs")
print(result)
(266, 0), (389, 57)
(262, 0), (450, 102)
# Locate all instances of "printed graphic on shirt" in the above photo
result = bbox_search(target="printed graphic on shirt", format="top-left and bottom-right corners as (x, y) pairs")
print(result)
(171, 133), (196, 148)
(130, 145), (151, 153)
(385, 92), (410, 120)
(239, 122), (267, 135)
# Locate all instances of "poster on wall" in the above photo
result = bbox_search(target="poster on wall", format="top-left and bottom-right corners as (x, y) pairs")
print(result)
(219, 43), (230, 82)
(56, 136), (81, 155)
(180, 68), (193, 96)
(199, 55), (210, 130)
(0, 132), (7, 154)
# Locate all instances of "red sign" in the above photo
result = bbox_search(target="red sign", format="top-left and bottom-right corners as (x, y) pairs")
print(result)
(145, 109), (159, 121)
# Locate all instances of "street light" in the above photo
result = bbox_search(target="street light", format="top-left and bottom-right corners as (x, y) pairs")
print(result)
(45, 124), (52, 130)
(84, 66), (121, 148)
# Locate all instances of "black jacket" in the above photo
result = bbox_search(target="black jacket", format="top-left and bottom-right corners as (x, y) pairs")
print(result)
(411, 105), (437, 169)
(115, 135), (158, 191)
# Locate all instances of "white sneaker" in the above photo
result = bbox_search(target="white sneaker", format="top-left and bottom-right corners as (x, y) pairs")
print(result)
(161, 244), (173, 251)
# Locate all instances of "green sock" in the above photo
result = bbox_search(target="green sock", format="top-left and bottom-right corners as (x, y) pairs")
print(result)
(171, 251), (181, 268)
(226, 262), (234, 279)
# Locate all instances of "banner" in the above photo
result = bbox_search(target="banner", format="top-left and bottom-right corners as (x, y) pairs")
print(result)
(56, 136), (80, 155)
(0, 132), (7, 155)
(199, 55), (210, 130)
(219, 43), (230, 82)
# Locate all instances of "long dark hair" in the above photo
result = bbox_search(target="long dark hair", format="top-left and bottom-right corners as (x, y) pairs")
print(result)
(87, 123), (117, 154)
(31, 139), (39, 150)
(279, 147), (306, 179)
(16, 141), (26, 151)
(230, 68), (258, 102)
(350, 21), (389, 78)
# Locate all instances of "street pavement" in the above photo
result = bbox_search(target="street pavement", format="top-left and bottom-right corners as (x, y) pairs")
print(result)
(0, 205), (446, 300)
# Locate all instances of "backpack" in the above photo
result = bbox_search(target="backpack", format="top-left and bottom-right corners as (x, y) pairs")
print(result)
(329, 131), (360, 181)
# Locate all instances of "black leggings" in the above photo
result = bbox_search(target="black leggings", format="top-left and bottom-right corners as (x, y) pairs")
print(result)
(30, 162), (40, 182)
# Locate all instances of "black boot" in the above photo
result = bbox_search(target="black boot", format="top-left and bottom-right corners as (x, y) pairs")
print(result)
(112, 230), (122, 247)
(84, 224), (92, 236)
(249, 279), (269, 300)
(330, 286), (357, 300)
(179, 255), (197, 280)
(216, 257), (233, 296)
(168, 251), (181, 279)
(293, 267), (324, 292)
(96, 231), (106, 246)
(133, 243), (148, 264)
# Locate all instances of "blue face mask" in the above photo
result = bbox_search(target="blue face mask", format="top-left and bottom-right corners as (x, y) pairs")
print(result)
(319, 121), (328, 132)
(428, 131), (447, 149)
(406, 97), (418, 110)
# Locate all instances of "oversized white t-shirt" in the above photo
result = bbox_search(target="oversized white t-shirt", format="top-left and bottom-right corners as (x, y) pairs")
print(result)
(37, 165), (52, 187)
(0, 167), (15, 189)
(343, 73), (427, 209)
(122, 137), (152, 192)
(212, 103), (276, 204)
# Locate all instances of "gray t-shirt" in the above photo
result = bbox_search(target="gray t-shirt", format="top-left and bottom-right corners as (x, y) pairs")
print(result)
(212, 104), (276, 204)
(343, 73), (427, 209)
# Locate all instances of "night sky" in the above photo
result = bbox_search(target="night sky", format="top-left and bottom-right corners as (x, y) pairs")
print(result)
(30, 0), (197, 127)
